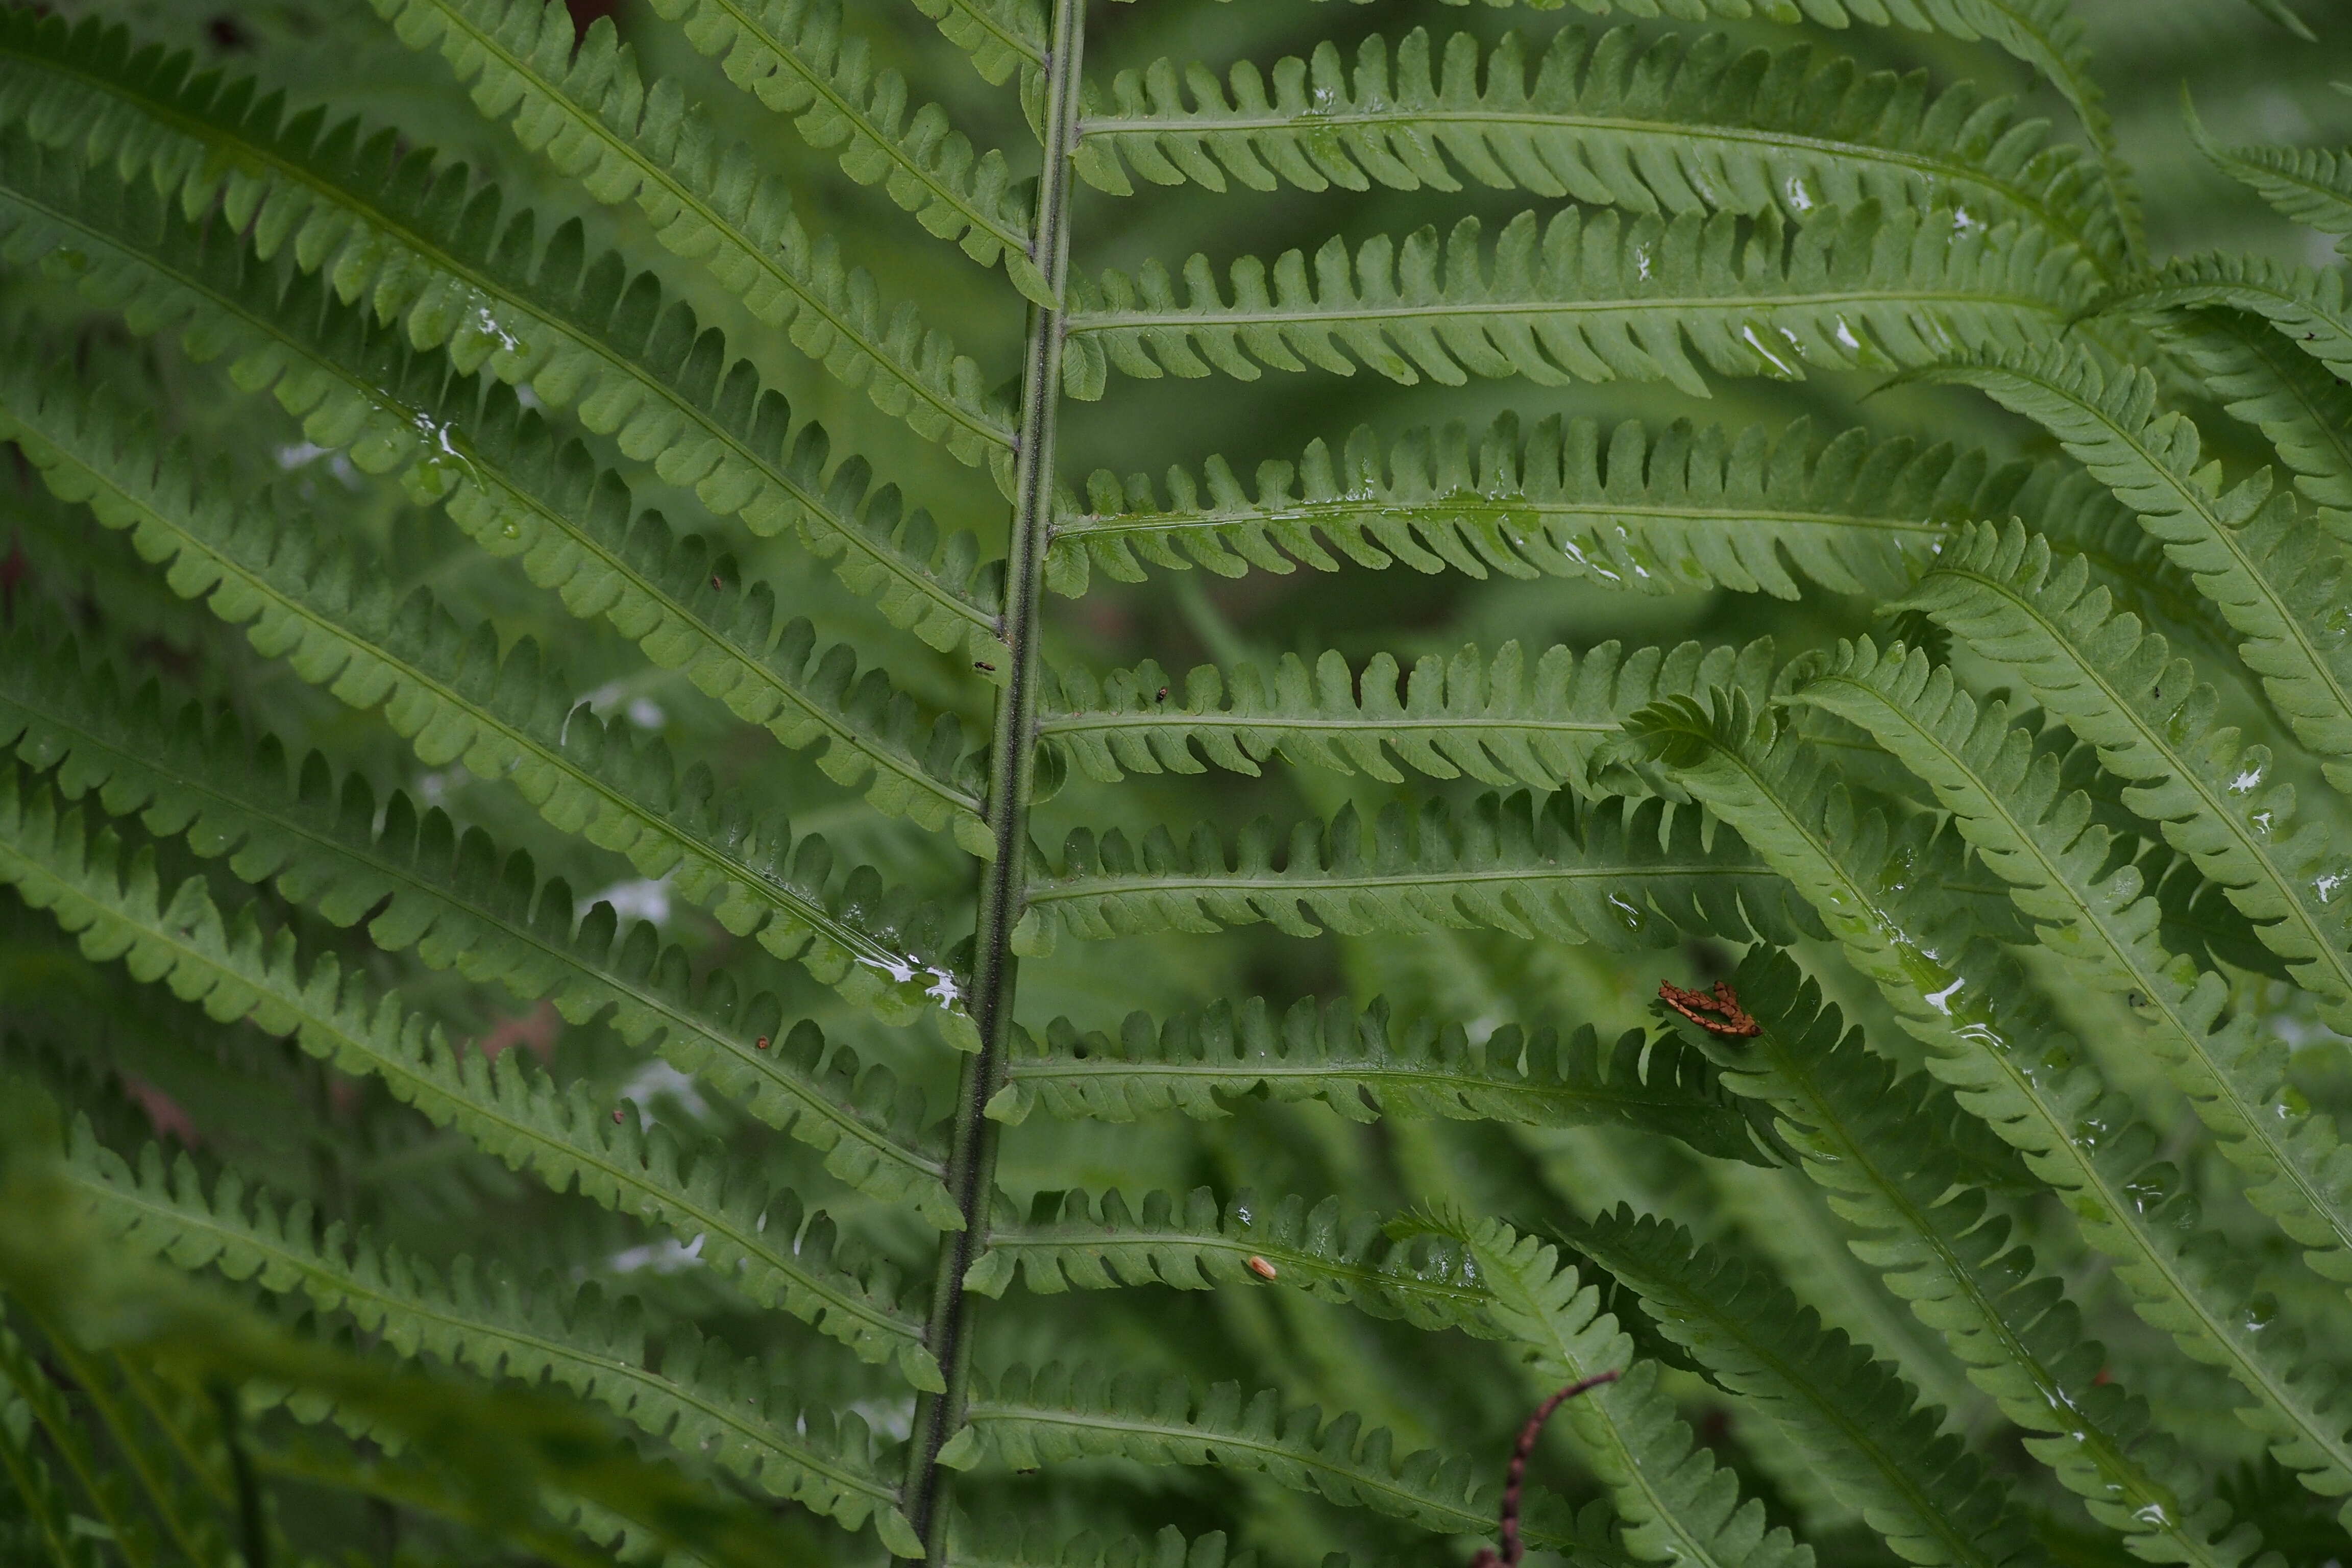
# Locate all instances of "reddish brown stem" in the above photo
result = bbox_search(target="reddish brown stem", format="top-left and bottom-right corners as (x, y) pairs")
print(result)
(1468, 1370), (1620, 1568)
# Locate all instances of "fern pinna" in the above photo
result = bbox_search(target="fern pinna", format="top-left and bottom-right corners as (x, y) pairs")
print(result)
(5, 0), (2352, 1564)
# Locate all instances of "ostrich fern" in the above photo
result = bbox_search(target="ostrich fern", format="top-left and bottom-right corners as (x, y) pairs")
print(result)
(3, 0), (2352, 1564)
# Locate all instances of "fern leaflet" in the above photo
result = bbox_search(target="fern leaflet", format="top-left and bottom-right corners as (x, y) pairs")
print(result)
(1062, 203), (2091, 399)
(2186, 96), (2352, 256)
(968, 1187), (1496, 1336)
(1075, 25), (2120, 272)
(994, 992), (1771, 1164)
(1048, 413), (2040, 598)
(1040, 638), (1773, 791)
(944, 1363), (1552, 1549)
(1015, 790), (1825, 954)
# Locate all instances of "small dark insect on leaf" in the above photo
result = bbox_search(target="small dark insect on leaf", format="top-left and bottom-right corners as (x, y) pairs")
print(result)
(1155, 686), (1169, 703)
(1246, 1255), (1278, 1280)
(710, 574), (724, 590)
(1658, 979), (1761, 1038)
(754, 1035), (770, 1050)
(973, 660), (996, 672)
(612, 1107), (625, 1124)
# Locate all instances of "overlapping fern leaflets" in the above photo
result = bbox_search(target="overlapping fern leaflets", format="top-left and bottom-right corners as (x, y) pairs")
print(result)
(1629, 692), (2352, 1528)
(1539, 1204), (2039, 1568)
(371, 0), (1017, 471)
(8, 2), (2352, 1565)
(1676, 951), (2261, 1568)
(641, 0), (1045, 300)
(0, 108), (1007, 653)
(0, 355), (978, 1024)
(1914, 342), (2352, 792)
(0, 632), (958, 1213)
(0, 765), (947, 1367)
(1895, 522), (2352, 1030)
(1789, 637), (2352, 1286)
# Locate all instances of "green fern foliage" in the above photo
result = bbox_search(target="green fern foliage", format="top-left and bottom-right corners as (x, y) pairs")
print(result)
(9, 3), (2352, 1567)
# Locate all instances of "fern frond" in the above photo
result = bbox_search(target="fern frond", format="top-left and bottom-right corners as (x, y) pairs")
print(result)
(1046, 413), (2031, 598)
(1794, 635), (2352, 1286)
(1894, 522), (2352, 1030)
(0, 121), (1006, 655)
(967, 1187), (1496, 1336)
(0, 361), (975, 1031)
(1632, 692), (2352, 1529)
(1075, 26), (2118, 273)
(1039, 639), (1773, 792)
(1921, 339), (2352, 791)
(1683, 949), (2260, 1568)
(1464, 1217), (1810, 1568)
(57, 1126), (923, 1554)
(992, 993), (1772, 1167)
(1061, 203), (2091, 400)
(641, 0), (1044, 301)
(1563, 1204), (2037, 1568)
(2185, 96), (2352, 256)
(370, 0), (1017, 471)
(1015, 790), (1825, 954)
(945, 1364), (1545, 1549)
(0, 635), (961, 1230)
(0, 771), (954, 1377)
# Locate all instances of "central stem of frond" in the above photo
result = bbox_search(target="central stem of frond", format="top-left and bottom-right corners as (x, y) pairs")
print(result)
(904, 2), (1088, 1559)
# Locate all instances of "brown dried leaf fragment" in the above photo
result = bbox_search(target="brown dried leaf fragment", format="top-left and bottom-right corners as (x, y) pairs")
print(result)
(1658, 979), (1761, 1038)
